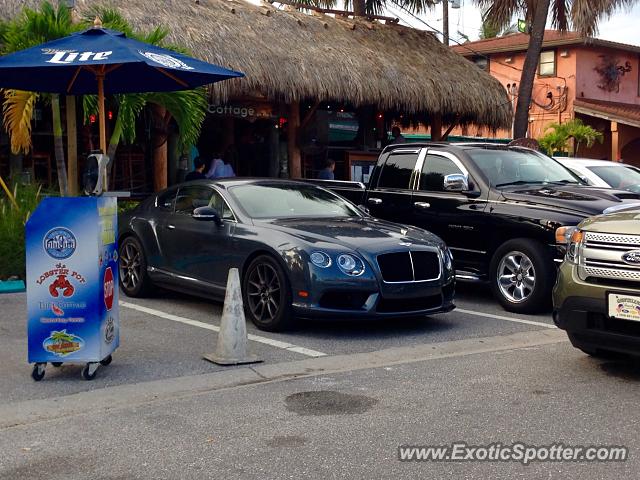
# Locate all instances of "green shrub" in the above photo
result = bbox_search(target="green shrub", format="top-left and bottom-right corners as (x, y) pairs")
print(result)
(0, 183), (47, 280)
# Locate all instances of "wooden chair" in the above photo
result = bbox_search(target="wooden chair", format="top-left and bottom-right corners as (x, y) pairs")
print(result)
(25, 151), (52, 186)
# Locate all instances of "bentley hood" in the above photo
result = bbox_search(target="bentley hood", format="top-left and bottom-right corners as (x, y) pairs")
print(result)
(262, 217), (444, 255)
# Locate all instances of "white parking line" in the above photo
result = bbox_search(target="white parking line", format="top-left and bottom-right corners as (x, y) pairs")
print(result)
(119, 301), (327, 358)
(455, 307), (556, 329)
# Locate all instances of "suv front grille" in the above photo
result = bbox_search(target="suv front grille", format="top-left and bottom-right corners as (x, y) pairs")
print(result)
(581, 232), (640, 284)
(376, 251), (441, 283)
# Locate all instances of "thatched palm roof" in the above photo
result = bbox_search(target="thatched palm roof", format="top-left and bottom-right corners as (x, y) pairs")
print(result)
(1, 0), (512, 128)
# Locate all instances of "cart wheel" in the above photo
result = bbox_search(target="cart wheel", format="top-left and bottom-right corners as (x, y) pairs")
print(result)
(99, 355), (112, 367)
(51, 362), (63, 368)
(31, 363), (45, 382)
(81, 364), (97, 381)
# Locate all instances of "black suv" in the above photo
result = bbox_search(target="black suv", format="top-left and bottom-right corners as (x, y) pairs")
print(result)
(319, 143), (640, 313)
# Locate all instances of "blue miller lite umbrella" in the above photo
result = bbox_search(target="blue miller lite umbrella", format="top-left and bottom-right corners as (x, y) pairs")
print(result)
(0, 19), (244, 155)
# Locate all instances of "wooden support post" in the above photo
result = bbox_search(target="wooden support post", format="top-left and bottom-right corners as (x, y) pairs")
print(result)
(430, 115), (443, 141)
(611, 121), (620, 162)
(66, 96), (78, 196)
(153, 105), (169, 191)
(288, 101), (302, 179)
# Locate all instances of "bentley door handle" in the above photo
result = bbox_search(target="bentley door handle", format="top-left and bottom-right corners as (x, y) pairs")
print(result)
(368, 197), (383, 206)
(167, 224), (176, 230)
(414, 202), (431, 209)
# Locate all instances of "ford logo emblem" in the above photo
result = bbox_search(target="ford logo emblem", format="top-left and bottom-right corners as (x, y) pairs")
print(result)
(622, 250), (640, 265)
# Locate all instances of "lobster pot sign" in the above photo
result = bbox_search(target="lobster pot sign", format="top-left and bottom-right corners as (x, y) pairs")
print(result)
(26, 197), (119, 363)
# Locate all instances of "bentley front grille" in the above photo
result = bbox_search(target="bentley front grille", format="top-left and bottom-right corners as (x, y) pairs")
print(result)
(376, 251), (440, 283)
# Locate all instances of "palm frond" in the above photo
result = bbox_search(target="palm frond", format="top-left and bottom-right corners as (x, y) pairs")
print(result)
(473, 0), (524, 30)
(116, 94), (148, 144)
(395, 0), (437, 15)
(1, 89), (38, 154)
(551, 0), (569, 31)
(82, 6), (134, 36)
(146, 89), (208, 150)
(571, 0), (634, 36)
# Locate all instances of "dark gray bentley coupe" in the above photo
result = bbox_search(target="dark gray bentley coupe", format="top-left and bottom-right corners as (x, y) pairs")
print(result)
(118, 179), (455, 331)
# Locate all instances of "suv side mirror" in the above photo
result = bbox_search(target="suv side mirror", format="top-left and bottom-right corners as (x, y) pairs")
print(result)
(193, 206), (223, 225)
(443, 173), (469, 192)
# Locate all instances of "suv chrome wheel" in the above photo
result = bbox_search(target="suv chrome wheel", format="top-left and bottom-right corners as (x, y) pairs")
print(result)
(497, 250), (536, 304)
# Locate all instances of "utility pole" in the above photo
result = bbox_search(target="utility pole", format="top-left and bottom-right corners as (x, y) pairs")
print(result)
(442, 0), (449, 45)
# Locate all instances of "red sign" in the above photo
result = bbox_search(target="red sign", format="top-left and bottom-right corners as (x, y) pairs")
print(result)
(104, 267), (114, 311)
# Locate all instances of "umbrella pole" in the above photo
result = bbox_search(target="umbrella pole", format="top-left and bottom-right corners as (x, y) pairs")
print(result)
(97, 73), (108, 191)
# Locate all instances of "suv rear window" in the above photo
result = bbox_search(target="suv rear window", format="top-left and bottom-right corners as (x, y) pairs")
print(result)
(377, 153), (417, 189)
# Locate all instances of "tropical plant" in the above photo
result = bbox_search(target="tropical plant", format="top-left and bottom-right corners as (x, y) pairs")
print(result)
(538, 119), (603, 156)
(475, 0), (635, 139)
(1, 3), (207, 194)
(0, 182), (44, 280)
(80, 7), (207, 188)
(569, 119), (604, 156)
(479, 9), (518, 39)
(0, 2), (80, 196)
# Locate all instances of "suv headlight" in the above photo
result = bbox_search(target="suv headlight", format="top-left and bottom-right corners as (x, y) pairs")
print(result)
(337, 254), (365, 276)
(566, 229), (584, 264)
(555, 226), (578, 245)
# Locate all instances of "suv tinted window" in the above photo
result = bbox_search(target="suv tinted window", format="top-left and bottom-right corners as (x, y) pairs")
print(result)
(175, 186), (214, 214)
(419, 154), (463, 191)
(377, 153), (417, 189)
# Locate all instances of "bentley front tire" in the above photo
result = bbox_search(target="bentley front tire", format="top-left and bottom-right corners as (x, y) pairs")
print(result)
(243, 255), (293, 332)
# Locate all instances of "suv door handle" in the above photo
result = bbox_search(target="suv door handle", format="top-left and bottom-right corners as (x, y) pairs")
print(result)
(368, 197), (383, 206)
(167, 224), (176, 230)
(414, 202), (431, 209)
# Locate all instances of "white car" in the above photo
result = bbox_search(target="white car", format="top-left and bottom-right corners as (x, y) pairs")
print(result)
(554, 157), (640, 193)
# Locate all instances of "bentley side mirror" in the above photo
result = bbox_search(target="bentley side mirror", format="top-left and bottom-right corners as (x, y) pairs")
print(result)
(193, 206), (223, 226)
(443, 173), (469, 192)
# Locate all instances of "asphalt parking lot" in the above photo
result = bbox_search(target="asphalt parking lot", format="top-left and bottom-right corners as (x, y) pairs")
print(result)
(0, 283), (554, 405)
(5, 284), (640, 480)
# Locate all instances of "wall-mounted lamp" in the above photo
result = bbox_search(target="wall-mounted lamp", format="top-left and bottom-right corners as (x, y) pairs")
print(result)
(560, 50), (570, 58)
(505, 57), (514, 64)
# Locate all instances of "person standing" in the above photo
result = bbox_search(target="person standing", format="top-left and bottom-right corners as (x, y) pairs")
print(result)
(391, 126), (406, 144)
(317, 159), (336, 180)
(184, 157), (208, 181)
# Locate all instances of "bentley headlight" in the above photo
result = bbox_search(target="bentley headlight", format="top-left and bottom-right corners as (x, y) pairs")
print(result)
(337, 254), (365, 276)
(444, 248), (454, 271)
(310, 251), (332, 268)
(566, 229), (584, 264)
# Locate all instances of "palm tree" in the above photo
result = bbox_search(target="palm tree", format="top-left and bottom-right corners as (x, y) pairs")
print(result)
(1, 2), (80, 196)
(81, 8), (208, 188)
(475, 0), (634, 139)
(2, 3), (207, 194)
(538, 119), (603, 156)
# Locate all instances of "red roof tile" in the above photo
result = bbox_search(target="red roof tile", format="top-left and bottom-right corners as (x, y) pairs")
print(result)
(452, 30), (640, 56)
(574, 98), (640, 128)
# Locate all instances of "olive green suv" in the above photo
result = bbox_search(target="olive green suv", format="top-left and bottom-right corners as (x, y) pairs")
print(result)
(553, 208), (640, 356)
